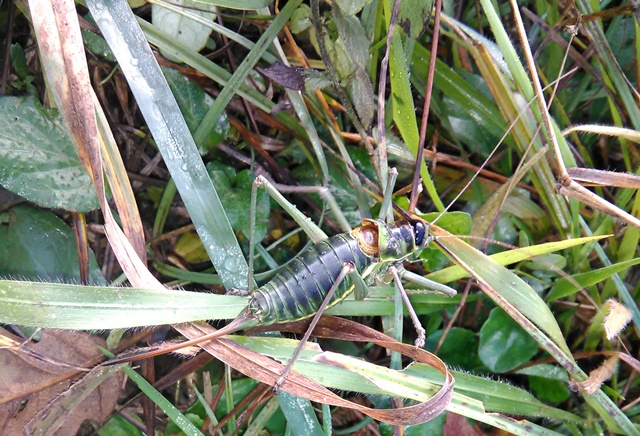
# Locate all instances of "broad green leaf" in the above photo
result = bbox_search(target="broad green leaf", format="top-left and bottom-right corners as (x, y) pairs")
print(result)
(529, 376), (571, 403)
(152, 0), (216, 63)
(164, 67), (229, 153)
(348, 68), (375, 128)
(0, 97), (98, 212)
(290, 4), (312, 34)
(207, 163), (269, 243)
(425, 328), (482, 371)
(10, 43), (28, 78)
(100, 415), (143, 436)
(479, 308), (538, 373)
(327, 35), (357, 80)
(335, 0), (370, 16)
(397, 0), (434, 40)
(81, 14), (117, 62)
(332, 4), (370, 74)
(0, 206), (104, 284)
(82, 28), (116, 62)
(422, 211), (472, 237)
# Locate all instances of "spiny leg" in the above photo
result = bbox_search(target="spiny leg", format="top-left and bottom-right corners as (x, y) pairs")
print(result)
(242, 175), (348, 293)
(379, 168), (430, 346)
(396, 266), (457, 298)
(389, 265), (426, 348)
(254, 175), (350, 242)
(274, 262), (356, 392)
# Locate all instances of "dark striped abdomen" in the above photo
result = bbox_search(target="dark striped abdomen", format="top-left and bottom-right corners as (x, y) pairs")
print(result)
(248, 232), (374, 325)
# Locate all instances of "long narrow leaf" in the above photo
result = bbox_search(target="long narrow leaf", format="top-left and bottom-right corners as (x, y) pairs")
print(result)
(0, 280), (247, 329)
(87, 0), (248, 290)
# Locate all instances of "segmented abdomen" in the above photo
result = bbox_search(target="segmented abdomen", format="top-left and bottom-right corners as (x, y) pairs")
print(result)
(249, 233), (374, 325)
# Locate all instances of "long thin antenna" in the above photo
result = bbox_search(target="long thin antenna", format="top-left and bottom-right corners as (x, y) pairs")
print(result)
(409, 0), (443, 213)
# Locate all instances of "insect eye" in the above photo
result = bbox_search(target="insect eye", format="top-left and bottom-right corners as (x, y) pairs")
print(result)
(412, 221), (426, 245)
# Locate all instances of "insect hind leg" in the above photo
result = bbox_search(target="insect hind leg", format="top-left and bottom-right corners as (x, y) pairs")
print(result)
(254, 175), (350, 243)
(273, 261), (356, 393)
(243, 174), (346, 293)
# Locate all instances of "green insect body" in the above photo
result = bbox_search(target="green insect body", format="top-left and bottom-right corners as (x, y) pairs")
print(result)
(106, 218), (434, 365)
(244, 218), (428, 326)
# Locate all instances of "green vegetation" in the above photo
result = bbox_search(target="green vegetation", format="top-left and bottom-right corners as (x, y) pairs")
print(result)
(0, 0), (638, 434)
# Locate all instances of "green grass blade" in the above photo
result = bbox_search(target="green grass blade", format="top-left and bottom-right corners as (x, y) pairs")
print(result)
(385, 9), (443, 211)
(100, 349), (204, 436)
(427, 235), (609, 284)
(547, 257), (640, 301)
(430, 226), (571, 355)
(231, 335), (571, 435)
(0, 280), (246, 329)
(277, 392), (324, 436)
(87, 0), (248, 290)
(194, 0), (303, 145)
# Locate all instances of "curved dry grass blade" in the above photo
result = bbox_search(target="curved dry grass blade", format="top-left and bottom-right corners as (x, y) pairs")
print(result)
(173, 320), (454, 426)
(30, 0), (147, 264)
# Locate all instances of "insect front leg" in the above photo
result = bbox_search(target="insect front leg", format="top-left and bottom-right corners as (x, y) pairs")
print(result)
(376, 168), (432, 346)
(388, 265), (426, 348)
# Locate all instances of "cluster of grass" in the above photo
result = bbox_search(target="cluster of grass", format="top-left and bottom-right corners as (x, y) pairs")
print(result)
(0, 0), (638, 434)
